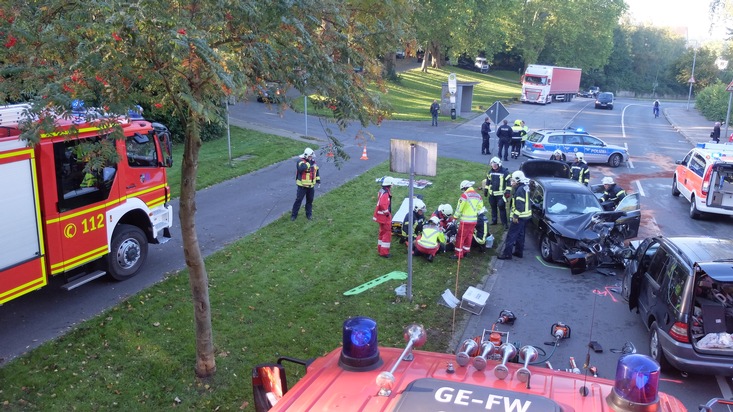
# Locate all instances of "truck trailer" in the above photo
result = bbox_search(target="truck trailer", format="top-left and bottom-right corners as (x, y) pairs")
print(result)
(520, 65), (582, 105)
(0, 103), (174, 304)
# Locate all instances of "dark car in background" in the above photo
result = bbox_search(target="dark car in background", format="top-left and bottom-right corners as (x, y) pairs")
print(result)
(522, 160), (641, 274)
(595, 92), (614, 110)
(622, 236), (733, 376)
(256, 82), (284, 104)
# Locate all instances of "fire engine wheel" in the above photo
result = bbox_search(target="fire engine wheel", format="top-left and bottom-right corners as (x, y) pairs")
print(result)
(649, 322), (670, 370)
(108, 224), (148, 281)
(540, 234), (554, 262)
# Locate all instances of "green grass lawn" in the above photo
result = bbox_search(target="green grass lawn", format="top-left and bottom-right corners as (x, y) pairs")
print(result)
(0, 158), (504, 410)
(292, 66), (522, 121)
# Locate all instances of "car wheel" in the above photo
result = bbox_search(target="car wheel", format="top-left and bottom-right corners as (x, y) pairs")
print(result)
(107, 224), (148, 280)
(608, 153), (622, 168)
(689, 194), (702, 219)
(609, 105), (614, 110)
(595, 104), (600, 109)
(671, 178), (680, 197)
(649, 322), (670, 370)
(540, 234), (554, 262)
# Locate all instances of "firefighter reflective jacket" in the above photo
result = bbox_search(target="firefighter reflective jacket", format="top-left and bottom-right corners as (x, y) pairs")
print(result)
(373, 187), (392, 224)
(510, 183), (531, 219)
(454, 187), (484, 223)
(484, 166), (511, 197)
(570, 161), (590, 186)
(417, 225), (446, 250)
(295, 159), (320, 188)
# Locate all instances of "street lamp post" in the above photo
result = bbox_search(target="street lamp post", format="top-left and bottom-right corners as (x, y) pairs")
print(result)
(686, 46), (698, 111)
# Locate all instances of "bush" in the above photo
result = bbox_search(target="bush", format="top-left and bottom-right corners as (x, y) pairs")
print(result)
(697, 81), (728, 123)
(145, 104), (227, 143)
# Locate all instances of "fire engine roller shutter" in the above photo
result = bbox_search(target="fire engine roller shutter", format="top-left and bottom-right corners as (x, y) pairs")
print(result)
(0, 150), (46, 303)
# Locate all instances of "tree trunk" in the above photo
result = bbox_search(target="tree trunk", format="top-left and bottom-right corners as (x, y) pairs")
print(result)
(180, 111), (216, 378)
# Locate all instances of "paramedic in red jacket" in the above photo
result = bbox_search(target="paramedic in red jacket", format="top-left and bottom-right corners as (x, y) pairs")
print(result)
(373, 177), (395, 258)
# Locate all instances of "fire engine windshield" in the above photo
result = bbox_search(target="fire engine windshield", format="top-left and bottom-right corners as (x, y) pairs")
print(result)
(524, 75), (547, 86)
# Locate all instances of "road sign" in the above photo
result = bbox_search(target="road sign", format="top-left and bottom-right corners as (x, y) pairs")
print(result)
(727, 80), (733, 92)
(448, 73), (457, 95)
(688, 76), (695, 83)
(485, 101), (509, 125)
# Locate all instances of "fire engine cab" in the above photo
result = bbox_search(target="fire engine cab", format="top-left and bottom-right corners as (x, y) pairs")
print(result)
(0, 103), (174, 304)
(673, 142), (733, 219)
(252, 317), (687, 411)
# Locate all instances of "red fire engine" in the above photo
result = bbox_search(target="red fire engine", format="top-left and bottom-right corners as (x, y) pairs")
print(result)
(252, 317), (691, 411)
(0, 103), (174, 304)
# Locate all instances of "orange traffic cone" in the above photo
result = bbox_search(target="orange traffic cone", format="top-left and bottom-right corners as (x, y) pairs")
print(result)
(360, 146), (369, 160)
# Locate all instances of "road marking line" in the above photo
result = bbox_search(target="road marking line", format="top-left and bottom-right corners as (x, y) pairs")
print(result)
(716, 375), (733, 399)
(446, 133), (478, 139)
(534, 256), (566, 269)
(634, 180), (645, 197)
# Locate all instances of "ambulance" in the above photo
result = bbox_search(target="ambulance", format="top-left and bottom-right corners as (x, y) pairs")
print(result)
(0, 103), (174, 304)
(672, 142), (733, 219)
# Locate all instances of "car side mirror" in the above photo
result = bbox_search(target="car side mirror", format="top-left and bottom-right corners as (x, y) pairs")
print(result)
(675, 160), (682, 165)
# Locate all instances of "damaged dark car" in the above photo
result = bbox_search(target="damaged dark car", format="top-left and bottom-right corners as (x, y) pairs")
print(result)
(521, 160), (641, 274)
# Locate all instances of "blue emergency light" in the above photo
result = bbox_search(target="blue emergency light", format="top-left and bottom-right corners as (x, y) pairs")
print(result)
(128, 105), (144, 120)
(606, 354), (660, 409)
(338, 316), (383, 371)
(71, 99), (85, 114)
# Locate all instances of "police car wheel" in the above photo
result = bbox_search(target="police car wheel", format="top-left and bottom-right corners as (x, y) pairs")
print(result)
(108, 224), (149, 280)
(608, 153), (622, 168)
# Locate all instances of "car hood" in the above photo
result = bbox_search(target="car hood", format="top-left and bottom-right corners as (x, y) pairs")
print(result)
(521, 159), (570, 178)
(548, 211), (625, 240)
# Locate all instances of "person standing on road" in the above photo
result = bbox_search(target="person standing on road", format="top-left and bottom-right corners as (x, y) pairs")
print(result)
(498, 171), (531, 260)
(496, 120), (513, 161)
(600, 176), (626, 210)
(291, 147), (320, 221)
(481, 117), (492, 155)
(373, 177), (395, 258)
(653, 100), (660, 118)
(430, 99), (440, 126)
(452, 180), (484, 259)
(510, 120), (527, 159)
(482, 157), (511, 229)
(570, 152), (590, 186)
(712, 122), (721, 143)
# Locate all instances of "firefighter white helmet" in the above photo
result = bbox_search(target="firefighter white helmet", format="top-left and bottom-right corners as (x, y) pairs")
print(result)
(511, 170), (527, 183)
(413, 198), (426, 212)
(438, 204), (453, 216)
(460, 180), (475, 190)
(490, 157), (502, 166)
(302, 147), (314, 158)
(429, 216), (440, 225)
(602, 176), (614, 185)
(381, 176), (396, 186)
(575, 152), (585, 161)
(553, 149), (563, 157)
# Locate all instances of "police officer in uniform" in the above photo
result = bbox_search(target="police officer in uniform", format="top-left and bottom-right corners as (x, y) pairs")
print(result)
(482, 157), (511, 229)
(498, 171), (532, 260)
(496, 120), (513, 161)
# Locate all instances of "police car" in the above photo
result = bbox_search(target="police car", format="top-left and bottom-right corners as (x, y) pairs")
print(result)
(521, 128), (629, 167)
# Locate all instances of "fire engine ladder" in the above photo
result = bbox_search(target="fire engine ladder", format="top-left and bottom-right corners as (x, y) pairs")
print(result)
(0, 104), (31, 127)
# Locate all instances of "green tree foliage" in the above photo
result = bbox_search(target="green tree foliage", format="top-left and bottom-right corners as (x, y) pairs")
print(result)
(0, 0), (404, 378)
(696, 81), (728, 123)
(675, 46), (721, 93)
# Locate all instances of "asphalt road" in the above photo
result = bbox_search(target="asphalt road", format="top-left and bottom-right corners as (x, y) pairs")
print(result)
(1, 93), (729, 409)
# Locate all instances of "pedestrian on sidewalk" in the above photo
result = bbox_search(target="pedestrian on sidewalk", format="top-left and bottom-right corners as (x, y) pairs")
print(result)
(373, 177), (395, 258)
(430, 99), (440, 126)
(481, 117), (492, 155)
(711, 122), (721, 143)
(496, 120), (513, 161)
(291, 147), (320, 221)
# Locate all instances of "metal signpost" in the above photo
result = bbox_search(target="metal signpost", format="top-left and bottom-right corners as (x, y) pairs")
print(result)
(448, 73), (457, 119)
(724, 80), (733, 140)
